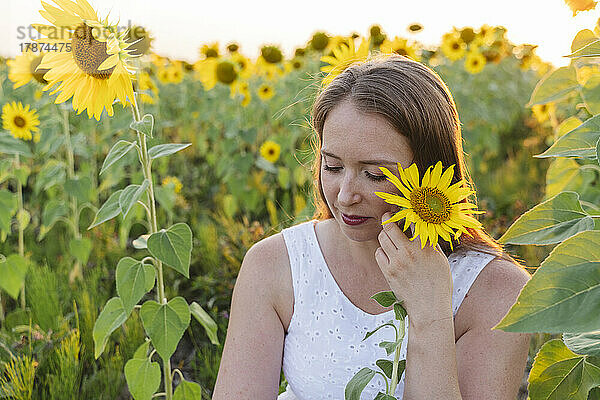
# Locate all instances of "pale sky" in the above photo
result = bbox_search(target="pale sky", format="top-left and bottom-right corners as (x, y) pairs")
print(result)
(2, 0), (600, 68)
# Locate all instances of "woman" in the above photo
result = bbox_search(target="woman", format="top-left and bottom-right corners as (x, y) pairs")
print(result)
(212, 54), (532, 399)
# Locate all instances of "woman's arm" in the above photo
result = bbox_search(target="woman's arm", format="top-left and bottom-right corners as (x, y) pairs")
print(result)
(402, 259), (531, 400)
(212, 236), (286, 399)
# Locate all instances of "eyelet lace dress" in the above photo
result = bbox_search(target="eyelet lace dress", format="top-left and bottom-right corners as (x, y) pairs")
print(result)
(277, 219), (497, 400)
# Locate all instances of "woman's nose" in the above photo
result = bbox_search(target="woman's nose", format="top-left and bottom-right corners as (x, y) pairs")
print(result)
(337, 173), (361, 206)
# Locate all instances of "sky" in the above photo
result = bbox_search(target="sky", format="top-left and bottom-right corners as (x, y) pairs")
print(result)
(2, 0), (600, 68)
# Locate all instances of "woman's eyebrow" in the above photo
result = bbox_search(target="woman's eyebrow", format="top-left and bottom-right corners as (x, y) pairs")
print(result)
(321, 150), (396, 166)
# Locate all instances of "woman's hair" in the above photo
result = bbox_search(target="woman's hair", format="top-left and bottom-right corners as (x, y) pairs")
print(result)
(308, 52), (524, 267)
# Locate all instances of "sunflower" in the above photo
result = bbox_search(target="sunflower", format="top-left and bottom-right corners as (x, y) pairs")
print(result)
(257, 83), (275, 101)
(237, 81), (251, 107)
(124, 25), (154, 56)
(255, 45), (285, 80)
(166, 61), (184, 84)
(2, 102), (41, 142)
(320, 37), (370, 88)
(374, 161), (484, 250)
(162, 176), (183, 194)
(7, 51), (49, 88)
(531, 102), (556, 124)
(464, 50), (486, 74)
(137, 71), (158, 104)
(440, 33), (467, 61)
(565, 0), (597, 15)
(284, 57), (304, 73)
(32, 0), (137, 120)
(194, 58), (241, 98)
(380, 37), (420, 61)
(260, 140), (280, 163)
(199, 42), (220, 59)
(230, 52), (255, 79)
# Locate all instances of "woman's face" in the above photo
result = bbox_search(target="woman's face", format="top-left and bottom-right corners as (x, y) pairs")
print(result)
(321, 99), (414, 240)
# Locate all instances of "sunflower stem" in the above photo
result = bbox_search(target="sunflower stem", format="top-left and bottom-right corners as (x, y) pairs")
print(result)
(130, 96), (173, 400)
(62, 108), (82, 283)
(389, 317), (406, 395)
(15, 154), (25, 310)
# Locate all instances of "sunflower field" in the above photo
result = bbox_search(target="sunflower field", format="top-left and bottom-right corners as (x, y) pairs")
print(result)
(1, 0), (600, 399)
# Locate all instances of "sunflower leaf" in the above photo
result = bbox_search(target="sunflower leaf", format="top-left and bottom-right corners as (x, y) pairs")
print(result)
(526, 66), (579, 107)
(497, 191), (593, 245)
(148, 143), (191, 160)
(100, 140), (137, 176)
(130, 114), (154, 138)
(0, 132), (32, 157)
(494, 230), (600, 333)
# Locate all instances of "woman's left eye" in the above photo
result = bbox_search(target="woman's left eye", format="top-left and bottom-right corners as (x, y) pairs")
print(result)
(366, 172), (387, 182)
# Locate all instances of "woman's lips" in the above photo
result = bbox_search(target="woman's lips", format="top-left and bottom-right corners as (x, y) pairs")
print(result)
(341, 213), (369, 225)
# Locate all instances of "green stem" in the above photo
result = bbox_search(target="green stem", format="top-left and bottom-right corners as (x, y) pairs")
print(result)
(130, 96), (172, 400)
(62, 109), (82, 283)
(389, 317), (405, 396)
(15, 154), (25, 310)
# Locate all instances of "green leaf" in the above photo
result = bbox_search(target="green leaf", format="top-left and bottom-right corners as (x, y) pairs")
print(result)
(130, 114), (154, 137)
(571, 30), (598, 53)
(277, 167), (290, 189)
(528, 339), (600, 400)
(147, 223), (192, 278)
(140, 297), (190, 360)
(545, 158), (593, 199)
(375, 359), (394, 379)
(498, 191), (594, 245)
(13, 165), (30, 186)
(0, 254), (29, 299)
(0, 132), (32, 156)
(88, 189), (124, 230)
(34, 160), (66, 194)
(173, 380), (203, 400)
(100, 140), (137, 176)
(190, 302), (219, 346)
(93, 297), (128, 359)
(0, 190), (17, 232)
(494, 230), (600, 333)
(119, 180), (150, 219)
(567, 38), (600, 58)
(374, 393), (397, 399)
(527, 66), (579, 107)
(536, 114), (600, 159)
(0, 158), (14, 184)
(370, 290), (398, 307)
(132, 234), (150, 249)
(393, 302), (407, 321)
(379, 340), (399, 356)
(363, 320), (397, 342)
(69, 237), (92, 265)
(64, 177), (93, 203)
(132, 340), (151, 359)
(154, 185), (176, 214)
(124, 358), (161, 400)
(39, 199), (68, 240)
(564, 331), (600, 357)
(581, 75), (600, 115)
(148, 143), (191, 160)
(344, 367), (377, 400)
(116, 257), (155, 314)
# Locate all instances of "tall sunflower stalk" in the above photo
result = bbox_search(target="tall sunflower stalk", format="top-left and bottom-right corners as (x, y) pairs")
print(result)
(61, 107), (83, 283)
(31, 2), (219, 399)
(14, 153), (26, 309)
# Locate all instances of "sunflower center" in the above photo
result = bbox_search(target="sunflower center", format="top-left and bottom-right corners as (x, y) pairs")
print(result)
(409, 187), (451, 224)
(72, 23), (115, 80)
(205, 49), (219, 58)
(13, 116), (26, 128)
(216, 61), (237, 84)
(30, 55), (49, 84)
(395, 48), (408, 56)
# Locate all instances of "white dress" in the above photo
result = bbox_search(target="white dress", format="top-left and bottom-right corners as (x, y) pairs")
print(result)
(277, 219), (497, 400)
